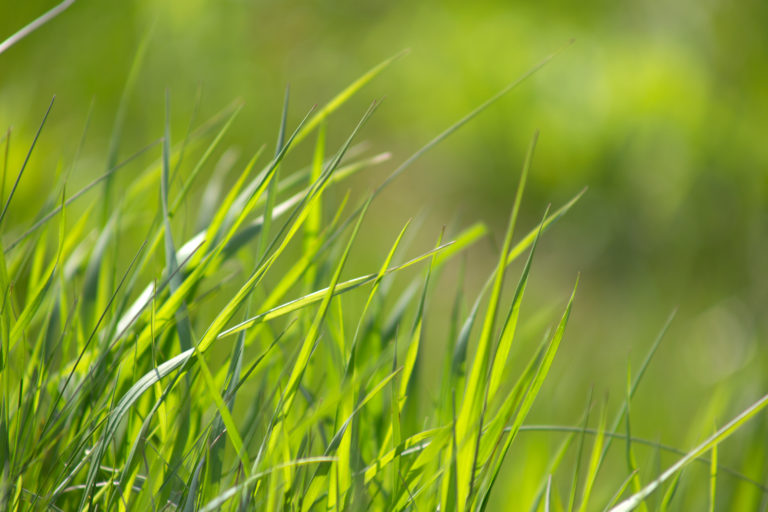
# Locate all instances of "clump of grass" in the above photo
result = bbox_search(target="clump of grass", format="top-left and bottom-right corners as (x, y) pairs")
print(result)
(1, 27), (767, 511)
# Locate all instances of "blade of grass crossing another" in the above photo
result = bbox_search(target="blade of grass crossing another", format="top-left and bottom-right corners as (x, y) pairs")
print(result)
(576, 401), (608, 512)
(264, 197), (372, 468)
(477, 279), (578, 511)
(258, 85), (290, 261)
(451, 132), (538, 511)
(610, 392), (768, 512)
(162, 91), (194, 351)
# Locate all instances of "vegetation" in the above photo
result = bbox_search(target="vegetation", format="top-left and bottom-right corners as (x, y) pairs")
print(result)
(1, 3), (767, 511)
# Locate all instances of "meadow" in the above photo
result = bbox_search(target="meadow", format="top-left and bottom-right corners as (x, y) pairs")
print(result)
(1, 1), (767, 510)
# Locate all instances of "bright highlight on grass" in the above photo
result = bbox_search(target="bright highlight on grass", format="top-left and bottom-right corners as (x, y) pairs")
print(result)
(1, 28), (767, 512)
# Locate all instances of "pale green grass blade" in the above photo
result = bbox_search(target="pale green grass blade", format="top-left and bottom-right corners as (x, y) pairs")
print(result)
(610, 392), (768, 512)
(0, 0), (75, 55)
(545, 475), (553, 512)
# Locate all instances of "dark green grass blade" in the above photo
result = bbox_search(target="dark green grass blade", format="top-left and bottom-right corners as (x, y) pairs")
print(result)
(0, 97), (54, 228)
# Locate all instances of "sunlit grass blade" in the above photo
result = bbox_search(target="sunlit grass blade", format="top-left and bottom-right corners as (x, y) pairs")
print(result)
(451, 132), (538, 511)
(0, 0), (75, 55)
(577, 401), (608, 512)
(102, 28), (152, 222)
(610, 392), (768, 512)
(477, 278), (578, 511)
(292, 50), (408, 145)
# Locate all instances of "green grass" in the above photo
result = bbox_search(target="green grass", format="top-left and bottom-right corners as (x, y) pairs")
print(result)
(1, 24), (768, 511)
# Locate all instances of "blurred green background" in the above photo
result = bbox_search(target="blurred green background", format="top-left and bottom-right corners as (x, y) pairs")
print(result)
(2, 0), (767, 507)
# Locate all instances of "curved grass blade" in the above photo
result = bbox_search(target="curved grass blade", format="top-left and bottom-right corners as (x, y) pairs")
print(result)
(610, 392), (768, 512)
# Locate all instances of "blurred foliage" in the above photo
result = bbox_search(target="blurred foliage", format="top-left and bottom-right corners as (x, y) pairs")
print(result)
(2, 0), (767, 508)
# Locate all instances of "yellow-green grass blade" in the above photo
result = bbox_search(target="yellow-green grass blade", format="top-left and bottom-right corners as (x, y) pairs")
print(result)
(269, 197), (371, 448)
(362, 427), (447, 484)
(598, 311), (676, 470)
(187, 146), (265, 269)
(576, 402), (608, 512)
(304, 122), (326, 291)
(450, 189), (585, 387)
(191, 104), (376, 359)
(331, 219), (411, 507)
(119, 106), (315, 368)
(301, 367), (402, 512)
(258, 85), (290, 260)
(219, 241), (455, 338)
(254, 198), (373, 503)
(292, 49), (408, 146)
(515, 424), (768, 497)
(102, 27), (153, 223)
(610, 392), (768, 512)
(477, 279), (578, 511)
(452, 135), (537, 511)
(603, 471), (641, 512)
(399, 229), (443, 408)
(162, 91), (194, 352)
(169, 104), (243, 217)
(200, 457), (337, 512)
(374, 44), (571, 197)
(192, 347), (250, 475)
(567, 390), (594, 512)
(658, 471), (683, 512)
(486, 202), (547, 410)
